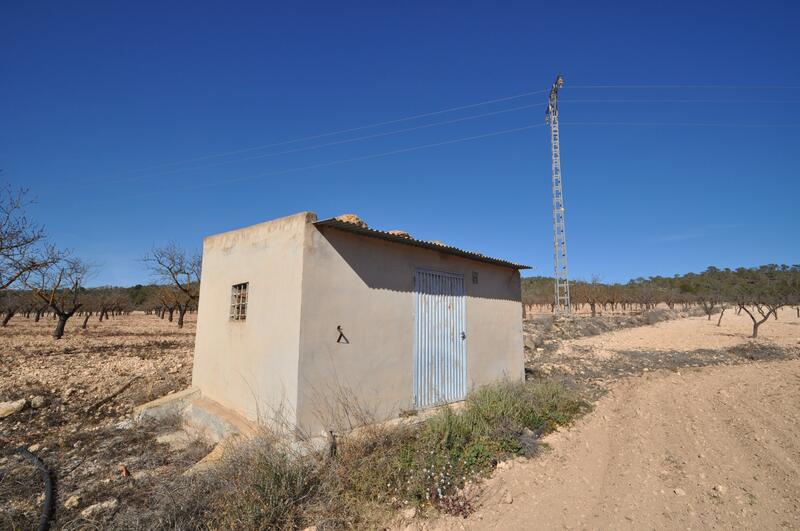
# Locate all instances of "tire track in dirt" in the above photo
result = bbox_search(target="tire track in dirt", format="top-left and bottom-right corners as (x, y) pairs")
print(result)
(428, 360), (800, 530)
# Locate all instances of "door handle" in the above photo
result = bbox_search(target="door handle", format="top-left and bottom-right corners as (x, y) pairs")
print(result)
(460, 331), (466, 340)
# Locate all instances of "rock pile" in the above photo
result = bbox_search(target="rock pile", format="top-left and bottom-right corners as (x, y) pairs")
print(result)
(334, 213), (368, 228)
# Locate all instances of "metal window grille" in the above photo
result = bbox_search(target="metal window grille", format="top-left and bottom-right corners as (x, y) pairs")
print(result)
(230, 282), (248, 321)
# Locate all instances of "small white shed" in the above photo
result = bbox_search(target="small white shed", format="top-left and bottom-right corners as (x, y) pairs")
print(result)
(190, 211), (529, 437)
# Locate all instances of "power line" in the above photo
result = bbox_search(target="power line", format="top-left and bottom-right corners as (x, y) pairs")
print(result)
(131, 118), (799, 198)
(139, 123), (545, 197)
(562, 99), (800, 104)
(74, 84), (800, 195)
(83, 86), (800, 186)
(570, 84), (800, 90)
(101, 97), (800, 186)
(108, 88), (551, 177)
(102, 102), (547, 185)
(562, 121), (800, 127)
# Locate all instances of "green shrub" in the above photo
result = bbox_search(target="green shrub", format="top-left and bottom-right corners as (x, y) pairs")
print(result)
(146, 378), (587, 528)
(332, 378), (587, 514)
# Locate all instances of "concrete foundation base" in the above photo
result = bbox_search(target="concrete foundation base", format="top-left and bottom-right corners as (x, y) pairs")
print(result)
(134, 387), (469, 476)
(134, 387), (257, 444)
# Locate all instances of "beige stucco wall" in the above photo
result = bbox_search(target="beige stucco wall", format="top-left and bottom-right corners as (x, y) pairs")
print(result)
(295, 224), (524, 437)
(191, 212), (314, 425)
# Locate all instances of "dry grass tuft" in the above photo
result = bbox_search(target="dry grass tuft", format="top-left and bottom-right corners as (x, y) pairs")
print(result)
(135, 379), (587, 529)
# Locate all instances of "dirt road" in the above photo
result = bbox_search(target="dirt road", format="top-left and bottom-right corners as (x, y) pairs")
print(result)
(430, 360), (800, 530)
(429, 311), (800, 530)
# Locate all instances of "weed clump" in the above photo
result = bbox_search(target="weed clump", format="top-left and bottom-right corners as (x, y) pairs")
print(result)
(142, 379), (587, 529)
(359, 380), (587, 512)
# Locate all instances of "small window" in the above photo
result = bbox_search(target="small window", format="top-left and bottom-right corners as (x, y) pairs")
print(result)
(230, 282), (248, 321)
(472, 272), (479, 284)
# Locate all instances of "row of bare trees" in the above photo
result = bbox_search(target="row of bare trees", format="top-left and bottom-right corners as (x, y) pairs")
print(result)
(0, 183), (202, 338)
(0, 184), (57, 289)
(523, 276), (686, 316)
(686, 265), (799, 338)
(522, 265), (800, 338)
(142, 242), (201, 328)
(5, 182), (796, 341)
(0, 280), (202, 335)
(0, 184), (89, 338)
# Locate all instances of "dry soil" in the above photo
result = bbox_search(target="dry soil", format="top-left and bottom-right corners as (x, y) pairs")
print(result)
(427, 308), (800, 530)
(0, 313), (207, 530)
(3, 308), (799, 530)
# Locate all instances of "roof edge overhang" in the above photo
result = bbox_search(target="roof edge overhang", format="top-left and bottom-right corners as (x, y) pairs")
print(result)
(313, 218), (532, 270)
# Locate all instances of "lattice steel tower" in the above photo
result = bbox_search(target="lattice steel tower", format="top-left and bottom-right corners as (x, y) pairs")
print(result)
(546, 74), (571, 315)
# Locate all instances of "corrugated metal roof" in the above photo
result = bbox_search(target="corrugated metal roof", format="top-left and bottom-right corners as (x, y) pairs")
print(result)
(314, 218), (532, 270)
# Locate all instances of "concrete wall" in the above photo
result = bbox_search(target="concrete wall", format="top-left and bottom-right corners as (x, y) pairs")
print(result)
(295, 224), (524, 437)
(191, 212), (315, 425)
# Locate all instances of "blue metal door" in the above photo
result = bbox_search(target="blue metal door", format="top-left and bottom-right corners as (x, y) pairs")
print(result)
(413, 269), (467, 408)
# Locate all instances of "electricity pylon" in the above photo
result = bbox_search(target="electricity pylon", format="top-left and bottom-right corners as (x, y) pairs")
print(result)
(546, 74), (571, 316)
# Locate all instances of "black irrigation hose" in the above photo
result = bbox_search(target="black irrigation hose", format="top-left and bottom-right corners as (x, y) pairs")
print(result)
(15, 446), (55, 531)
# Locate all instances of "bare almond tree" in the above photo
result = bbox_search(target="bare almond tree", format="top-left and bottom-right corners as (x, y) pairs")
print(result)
(143, 242), (201, 328)
(156, 285), (178, 322)
(732, 265), (791, 338)
(584, 276), (604, 316)
(0, 290), (23, 326)
(28, 257), (93, 339)
(0, 184), (59, 290)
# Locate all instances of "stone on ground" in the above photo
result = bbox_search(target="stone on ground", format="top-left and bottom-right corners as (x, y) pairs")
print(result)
(0, 399), (26, 418)
(30, 395), (47, 409)
(156, 430), (192, 451)
(80, 498), (118, 518)
(64, 495), (81, 509)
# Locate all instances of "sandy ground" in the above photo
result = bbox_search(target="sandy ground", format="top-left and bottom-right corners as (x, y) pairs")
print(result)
(426, 309), (800, 530)
(3, 307), (799, 529)
(528, 308), (800, 399)
(563, 307), (799, 357)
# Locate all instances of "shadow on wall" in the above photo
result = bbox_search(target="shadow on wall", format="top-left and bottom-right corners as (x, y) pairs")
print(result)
(316, 226), (522, 302)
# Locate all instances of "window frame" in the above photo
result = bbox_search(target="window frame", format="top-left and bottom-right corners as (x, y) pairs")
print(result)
(230, 282), (249, 321)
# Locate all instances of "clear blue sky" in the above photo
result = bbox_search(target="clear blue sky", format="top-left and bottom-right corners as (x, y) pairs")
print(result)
(2, 1), (798, 287)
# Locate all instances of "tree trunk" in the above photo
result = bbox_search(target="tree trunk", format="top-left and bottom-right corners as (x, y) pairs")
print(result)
(740, 305), (775, 339)
(82, 312), (92, 329)
(53, 313), (71, 339)
(167, 307), (175, 322)
(2, 309), (16, 327)
(177, 305), (187, 329)
(590, 302), (596, 317)
(716, 308), (726, 327)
